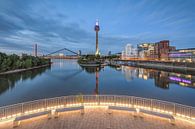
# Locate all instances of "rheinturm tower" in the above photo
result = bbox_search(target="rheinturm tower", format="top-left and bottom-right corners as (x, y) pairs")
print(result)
(94, 20), (100, 55)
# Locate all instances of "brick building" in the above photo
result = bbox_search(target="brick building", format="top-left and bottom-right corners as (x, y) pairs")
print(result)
(153, 40), (175, 60)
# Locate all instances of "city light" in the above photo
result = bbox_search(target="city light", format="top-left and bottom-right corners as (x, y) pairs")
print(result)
(169, 77), (191, 84)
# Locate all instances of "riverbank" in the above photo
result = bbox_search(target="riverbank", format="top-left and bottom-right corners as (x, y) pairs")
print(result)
(0, 64), (51, 75)
(137, 62), (195, 71)
(136, 63), (195, 75)
(110, 60), (195, 74)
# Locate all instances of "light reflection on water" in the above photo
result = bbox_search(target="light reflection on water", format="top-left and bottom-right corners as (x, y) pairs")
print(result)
(0, 59), (195, 107)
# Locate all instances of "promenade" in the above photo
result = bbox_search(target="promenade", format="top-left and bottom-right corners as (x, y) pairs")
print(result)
(0, 95), (195, 129)
(0, 108), (194, 129)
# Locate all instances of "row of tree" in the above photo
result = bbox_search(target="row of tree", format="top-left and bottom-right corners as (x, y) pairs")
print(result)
(0, 52), (50, 72)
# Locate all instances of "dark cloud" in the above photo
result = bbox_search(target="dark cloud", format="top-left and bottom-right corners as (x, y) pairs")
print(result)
(1, 0), (194, 54)
(0, 0), (133, 55)
(0, 1), (93, 54)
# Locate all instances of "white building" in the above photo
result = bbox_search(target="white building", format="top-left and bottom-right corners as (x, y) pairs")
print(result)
(122, 44), (137, 59)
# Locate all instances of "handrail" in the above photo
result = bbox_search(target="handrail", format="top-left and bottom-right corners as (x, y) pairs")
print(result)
(0, 95), (194, 122)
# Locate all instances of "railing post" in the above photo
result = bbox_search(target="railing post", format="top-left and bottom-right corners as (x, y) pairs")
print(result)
(64, 96), (67, 106)
(173, 104), (176, 115)
(45, 99), (47, 109)
(21, 103), (24, 114)
(81, 95), (84, 106)
(3, 108), (5, 118)
(98, 95), (100, 105)
(132, 96), (134, 108)
(57, 97), (59, 106)
(114, 96), (116, 106)
(151, 99), (153, 110)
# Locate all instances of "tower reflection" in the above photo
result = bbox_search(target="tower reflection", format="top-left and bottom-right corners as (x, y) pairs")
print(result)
(95, 69), (99, 95)
(80, 66), (101, 94)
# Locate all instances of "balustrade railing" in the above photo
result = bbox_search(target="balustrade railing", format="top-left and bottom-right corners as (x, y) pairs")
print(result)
(0, 95), (194, 122)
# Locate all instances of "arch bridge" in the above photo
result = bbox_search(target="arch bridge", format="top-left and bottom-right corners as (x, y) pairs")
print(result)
(44, 48), (80, 59)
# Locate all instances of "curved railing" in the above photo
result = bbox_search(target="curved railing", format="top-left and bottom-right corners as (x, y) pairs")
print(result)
(0, 95), (195, 122)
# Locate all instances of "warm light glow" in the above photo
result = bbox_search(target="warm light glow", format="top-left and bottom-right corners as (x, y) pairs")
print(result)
(0, 96), (195, 124)
(85, 105), (108, 109)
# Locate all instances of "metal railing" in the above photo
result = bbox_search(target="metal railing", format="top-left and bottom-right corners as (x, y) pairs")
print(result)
(0, 95), (195, 122)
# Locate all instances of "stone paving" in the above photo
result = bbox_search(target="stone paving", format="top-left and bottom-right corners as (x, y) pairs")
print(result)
(0, 107), (194, 129)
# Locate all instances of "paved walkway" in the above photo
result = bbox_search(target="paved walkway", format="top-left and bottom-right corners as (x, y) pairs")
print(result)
(0, 107), (194, 129)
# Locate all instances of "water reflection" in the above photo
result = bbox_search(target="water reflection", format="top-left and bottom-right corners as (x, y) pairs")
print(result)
(1, 60), (195, 107)
(80, 66), (101, 74)
(121, 65), (195, 89)
(80, 66), (101, 94)
(0, 66), (51, 94)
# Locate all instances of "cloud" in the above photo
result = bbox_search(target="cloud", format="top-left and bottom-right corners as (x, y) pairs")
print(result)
(0, 1), (94, 54)
(0, 0), (195, 55)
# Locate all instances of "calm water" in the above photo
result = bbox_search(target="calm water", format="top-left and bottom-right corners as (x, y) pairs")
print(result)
(0, 59), (195, 106)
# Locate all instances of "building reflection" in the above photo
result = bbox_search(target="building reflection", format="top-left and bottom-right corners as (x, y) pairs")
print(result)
(122, 66), (138, 81)
(121, 66), (195, 89)
(0, 66), (51, 94)
(80, 66), (101, 94)
(154, 71), (169, 89)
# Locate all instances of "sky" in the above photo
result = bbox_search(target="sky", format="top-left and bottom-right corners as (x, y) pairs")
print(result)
(0, 0), (195, 55)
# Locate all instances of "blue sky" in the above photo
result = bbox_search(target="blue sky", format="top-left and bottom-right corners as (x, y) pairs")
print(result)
(0, 0), (195, 55)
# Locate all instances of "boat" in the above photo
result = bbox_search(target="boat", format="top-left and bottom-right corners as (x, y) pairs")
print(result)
(78, 55), (104, 67)
(79, 63), (101, 67)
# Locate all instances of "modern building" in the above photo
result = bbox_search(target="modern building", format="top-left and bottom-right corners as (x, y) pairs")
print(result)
(122, 44), (137, 59)
(33, 44), (38, 57)
(169, 48), (195, 62)
(137, 43), (155, 59)
(153, 40), (176, 60)
(123, 40), (176, 60)
(108, 51), (111, 56)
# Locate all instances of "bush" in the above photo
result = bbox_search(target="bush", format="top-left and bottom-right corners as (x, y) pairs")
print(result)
(0, 52), (50, 72)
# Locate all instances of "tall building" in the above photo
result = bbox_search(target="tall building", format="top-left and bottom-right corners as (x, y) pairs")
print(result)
(94, 20), (100, 55)
(122, 44), (137, 59)
(108, 51), (111, 56)
(33, 44), (37, 57)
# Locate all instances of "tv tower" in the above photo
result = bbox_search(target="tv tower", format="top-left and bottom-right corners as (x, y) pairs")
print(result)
(94, 19), (100, 55)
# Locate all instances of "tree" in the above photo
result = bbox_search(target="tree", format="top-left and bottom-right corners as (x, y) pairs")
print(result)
(24, 59), (32, 68)
(0, 52), (50, 72)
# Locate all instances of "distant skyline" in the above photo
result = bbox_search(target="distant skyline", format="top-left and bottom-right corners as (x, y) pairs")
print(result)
(0, 0), (195, 55)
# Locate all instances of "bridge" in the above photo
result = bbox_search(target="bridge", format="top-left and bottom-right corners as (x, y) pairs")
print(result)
(44, 48), (80, 59)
